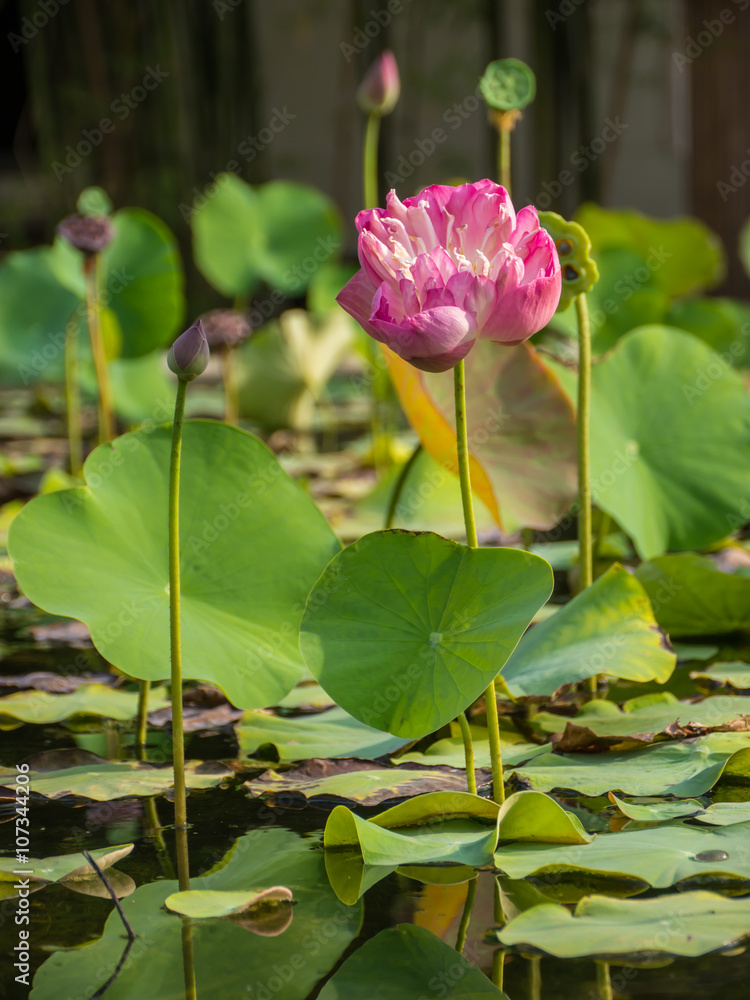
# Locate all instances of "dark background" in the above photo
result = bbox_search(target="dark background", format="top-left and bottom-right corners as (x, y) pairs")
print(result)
(1, 0), (748, 307)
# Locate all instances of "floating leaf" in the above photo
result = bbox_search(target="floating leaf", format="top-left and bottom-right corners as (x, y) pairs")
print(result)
(691, 662), (750, 691)
(384, 341), (577, 532)
(533, 694), (750, 740)
(301, 530), (553, 737)
(0, 684), (170, 730)
(9, 421), (341, 708)
(636, 554), (750, 637)
(318, 925), (507, 999)
(191, 175), (342, 298)
(0, 844), (133, 883)
(324, 792), (500, 870)
(0, 755), (230, 801)
(237, 706), (410, 762)
(165, 886), (292, 919)
(590, 326), (750, 558)
(496, 791), (592, 845)
(397, 737), (548, 771)
(31, 829), (362, 1000)
(511, 733), (750, 797)
(246, 758), (477, 808)
(496, 819), (750, 889)
(498, 891), (750, 958)
(576, 204), (725, 299)
(502, 565), (674, 696)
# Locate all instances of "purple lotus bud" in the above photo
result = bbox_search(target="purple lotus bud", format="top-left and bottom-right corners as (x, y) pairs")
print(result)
(57, 213), (114, 254)
(357, 50), (400, 116)
(167, 320), (210, 381)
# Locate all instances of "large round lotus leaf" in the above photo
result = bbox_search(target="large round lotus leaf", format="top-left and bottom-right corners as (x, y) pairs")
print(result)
(384, 341), (578, 533)
(318, 925), (507, 1000)
(0, 247), (80, 384)
(636, 553), (750, 637)
(8, 420), (341, 708)
(300, 530), (553, 737)
(97, 208), (185, 357)
(584, 247), (670, 354)
(502, 564), (675, 696)
(498, 891), (750, 959)
(589, 325), (750, 559)
(30, 829), (363, 1000)
(667, 297), (750, 368)
(191, 174), (342, 298)
(575, 203), (726, 298)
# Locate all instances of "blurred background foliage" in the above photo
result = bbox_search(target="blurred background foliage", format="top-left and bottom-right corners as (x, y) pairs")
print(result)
(1, 0), (749, 321)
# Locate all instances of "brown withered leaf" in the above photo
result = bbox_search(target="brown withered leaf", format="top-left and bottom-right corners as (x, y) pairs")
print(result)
(551, 724), (655, 754)
(0, 671), (115, 693)
(148, 703), (243, 732)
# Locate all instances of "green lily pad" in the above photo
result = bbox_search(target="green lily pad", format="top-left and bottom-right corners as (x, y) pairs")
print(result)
(610, 794), (750, 827)
(237, 706), (411, 762)
(164, 885), (293, 918)
(0, 844), (133, 883)
(318, 925), (507, 999)
(511, 733), (750, 797)
(496, 818), (750, 889)
(0, 684), (170, 730)
(30, 829), (362, 1000)
(300, 530), (553, 738)
(191, 175), (342, 298)
(532, 693), (750, 739)
(636, 554), (750, 637)
(496, 791), (592, 845)
(667, 297), (750, 368)
(502, 565), (674, 696)
(0, 757), (231, 801)
(8, 421), (341, 708)
(325, 792), (500, 870)
(691, 662), (750, 690)
(246, 759), (476, 808)
(590, 326), (750, 558)
(497, 891), (750, 958)
(575, 204), (725, 299)
(396, 737), (548, 770)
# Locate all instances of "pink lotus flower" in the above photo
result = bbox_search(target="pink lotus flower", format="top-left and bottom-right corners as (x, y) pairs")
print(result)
(337, 180), (561, 372)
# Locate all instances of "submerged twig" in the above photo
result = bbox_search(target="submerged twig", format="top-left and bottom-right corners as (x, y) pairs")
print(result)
(81, 850), (136, 941)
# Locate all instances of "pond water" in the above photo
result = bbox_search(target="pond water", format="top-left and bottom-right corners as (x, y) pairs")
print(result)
(2, 628), (750, 1000)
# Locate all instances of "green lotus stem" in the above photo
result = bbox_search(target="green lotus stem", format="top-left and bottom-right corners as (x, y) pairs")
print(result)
(456, 711), (477, 795)
(180, 919), (198, 1000)
(454, 360), (504, 804)
(575, 293), (596, 694)
(596, 961), (613, 1000)
(169, 378), (190, 890)
(135, 679), (150, 759)
(384, 442), (423, 529)
(492, 950), (505, 991)
(84, 255), (115, 444)
(454, 876), (477, 954)
(363, 112), (381, 210)
(143, 797), (176, 880)
(492, 876), (506, 988)
(498, 126), (511, 192)
(220, 345), (239, 425)
(593, 510), (612, 577)
(64, 313), (83, 477)
(529, 956), (542, 1000)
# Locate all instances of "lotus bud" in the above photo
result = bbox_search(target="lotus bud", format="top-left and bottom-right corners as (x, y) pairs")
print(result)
(167, 320), (210, 381)
(57, 213), (115, 255)
(357, 50), (400, 116)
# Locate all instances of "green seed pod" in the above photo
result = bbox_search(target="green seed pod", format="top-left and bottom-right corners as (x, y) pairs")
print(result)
(538, 211), (600, 312)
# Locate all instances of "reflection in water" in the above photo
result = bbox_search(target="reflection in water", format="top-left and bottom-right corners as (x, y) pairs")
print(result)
(181, 919), (197, 1000)
(597, 961), (613, 1000)
(455, 877), (478, 954)
(529, 956), (541, 1000)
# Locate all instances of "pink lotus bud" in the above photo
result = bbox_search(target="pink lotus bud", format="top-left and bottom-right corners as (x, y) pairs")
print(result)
(167, 320), (210, 381)
(337, 181), (561, 372)
(357, 51), (400, 116)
